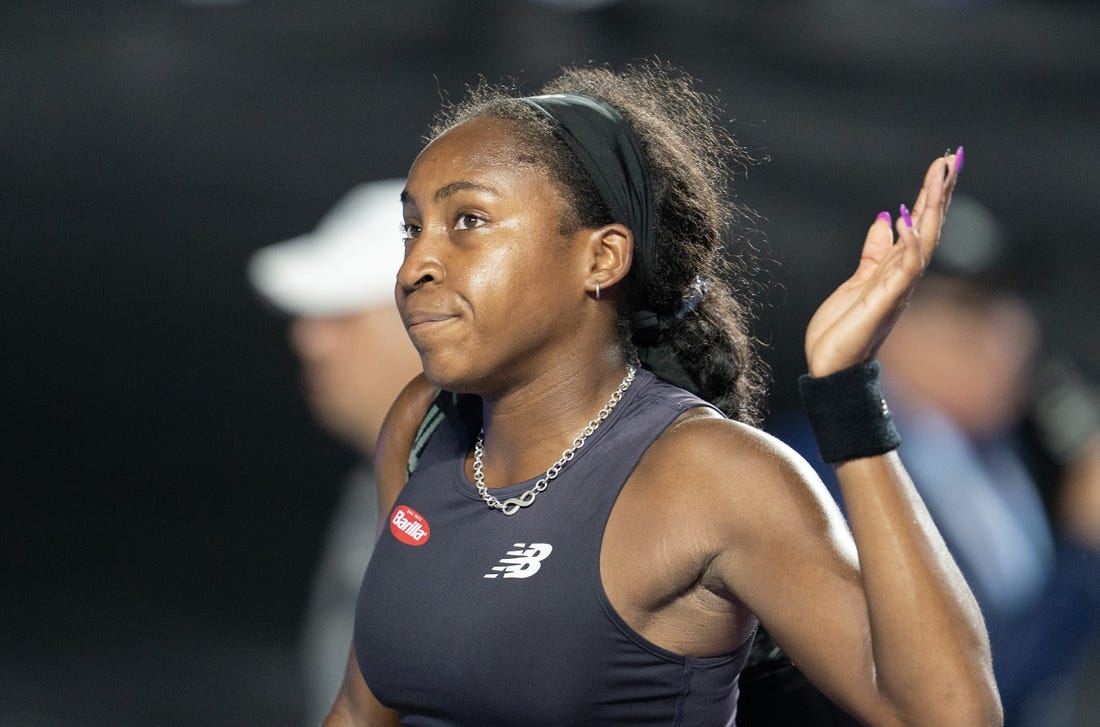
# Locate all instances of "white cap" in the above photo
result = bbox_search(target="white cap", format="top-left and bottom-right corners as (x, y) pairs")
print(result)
(248, 178), (406, 315)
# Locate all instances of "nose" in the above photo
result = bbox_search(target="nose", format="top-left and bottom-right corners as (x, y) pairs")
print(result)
(397, 229), (445, 296)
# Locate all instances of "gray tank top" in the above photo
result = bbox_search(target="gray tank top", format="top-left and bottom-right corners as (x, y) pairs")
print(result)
(355, 367), (752, 725)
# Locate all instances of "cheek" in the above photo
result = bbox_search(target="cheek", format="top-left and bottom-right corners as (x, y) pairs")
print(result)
(464, 244), (539, 304)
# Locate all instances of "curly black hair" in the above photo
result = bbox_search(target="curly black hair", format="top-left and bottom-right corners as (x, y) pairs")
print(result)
(425, 62), (769, 425)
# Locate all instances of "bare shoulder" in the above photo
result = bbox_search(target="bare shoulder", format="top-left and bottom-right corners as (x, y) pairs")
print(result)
(648, 410), (828, 502)
(374, 374), (439, 509)
(640, 409), (851, 553)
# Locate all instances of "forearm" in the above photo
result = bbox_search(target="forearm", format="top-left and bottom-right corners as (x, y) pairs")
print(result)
(836, 452), (1002, 725)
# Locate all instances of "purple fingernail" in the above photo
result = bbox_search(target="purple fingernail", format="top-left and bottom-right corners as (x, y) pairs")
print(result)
(955, 145), (965, 173)
(900, 204), (913, 228)
(877, 210), (892, 224)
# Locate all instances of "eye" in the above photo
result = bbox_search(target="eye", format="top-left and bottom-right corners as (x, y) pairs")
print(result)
(400, 222), (420, 240)
(455, 212), (485, 231)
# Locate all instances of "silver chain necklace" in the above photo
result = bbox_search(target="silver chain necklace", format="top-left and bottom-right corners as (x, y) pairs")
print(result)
(473, 366), (637, 516)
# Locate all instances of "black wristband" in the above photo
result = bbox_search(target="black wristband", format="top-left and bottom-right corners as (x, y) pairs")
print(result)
(798, 361), (901, 464)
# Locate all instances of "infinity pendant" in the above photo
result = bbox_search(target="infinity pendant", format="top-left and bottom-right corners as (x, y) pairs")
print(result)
(500, 491), (538, 516)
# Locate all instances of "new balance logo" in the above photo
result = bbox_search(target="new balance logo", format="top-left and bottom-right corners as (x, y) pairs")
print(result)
(483, 543), (553, 579)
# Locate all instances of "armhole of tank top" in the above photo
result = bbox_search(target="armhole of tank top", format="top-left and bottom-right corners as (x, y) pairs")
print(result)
(593, 391), (735, 663)
(406, 389), (460, 478)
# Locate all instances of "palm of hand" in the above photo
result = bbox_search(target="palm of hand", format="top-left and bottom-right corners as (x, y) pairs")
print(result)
(805, 154), (959, 378)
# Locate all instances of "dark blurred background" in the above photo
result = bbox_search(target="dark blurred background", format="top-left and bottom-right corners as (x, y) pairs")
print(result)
(3, 0), (1098, 724)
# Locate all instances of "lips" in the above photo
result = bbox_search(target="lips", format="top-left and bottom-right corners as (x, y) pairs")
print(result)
(405, 310), (457, 327)
(405, 310), (453, 325)
(402, 305), (460, 342)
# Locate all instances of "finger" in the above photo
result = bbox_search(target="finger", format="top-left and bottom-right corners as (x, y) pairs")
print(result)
(920, 150), (963, 261)
(857, 211), (896, 268)
(867, 232), (921, 329)
(895, 202), (931, 274)
(909, 146), (962, 222)
(909, 155), (956, 263)
(909, 156), (947, 224)
(942, 146), (962, 215)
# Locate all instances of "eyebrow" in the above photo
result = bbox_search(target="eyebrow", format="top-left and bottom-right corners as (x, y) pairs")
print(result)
(400, 180), (502, 207)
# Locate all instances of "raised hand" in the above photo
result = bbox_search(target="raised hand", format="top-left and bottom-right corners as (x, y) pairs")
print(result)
(804, 148), (963, 378)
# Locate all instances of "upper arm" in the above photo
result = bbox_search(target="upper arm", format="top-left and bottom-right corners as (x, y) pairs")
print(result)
(662, 419), (881, 718)
(705, 425), (1000, 725)
(722, 450), (875, 714)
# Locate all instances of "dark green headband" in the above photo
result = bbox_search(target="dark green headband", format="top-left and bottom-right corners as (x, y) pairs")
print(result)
(521, 93), (702, 395)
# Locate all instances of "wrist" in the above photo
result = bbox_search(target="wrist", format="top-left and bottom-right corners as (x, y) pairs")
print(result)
(798, 361), (901, 464)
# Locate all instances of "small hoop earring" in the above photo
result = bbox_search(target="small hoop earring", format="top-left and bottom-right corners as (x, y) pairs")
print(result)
(595, 281), (601, 301)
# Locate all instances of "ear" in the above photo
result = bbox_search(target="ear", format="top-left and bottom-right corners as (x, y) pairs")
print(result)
(580, 222), (634, 296)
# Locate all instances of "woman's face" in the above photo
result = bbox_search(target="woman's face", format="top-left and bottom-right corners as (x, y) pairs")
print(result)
(397, 116), (590, 393)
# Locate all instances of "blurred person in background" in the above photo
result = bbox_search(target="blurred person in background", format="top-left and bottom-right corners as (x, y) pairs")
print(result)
(772, 194), (1100, 726)
(248, 179), (422, 725)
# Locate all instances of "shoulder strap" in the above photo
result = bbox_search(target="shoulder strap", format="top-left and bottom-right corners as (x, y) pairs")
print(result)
(406, 389), (461, 478)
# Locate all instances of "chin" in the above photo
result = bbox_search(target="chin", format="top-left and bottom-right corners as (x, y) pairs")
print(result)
(422, 369), (475, 395)
(419, 353), (488, 396)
